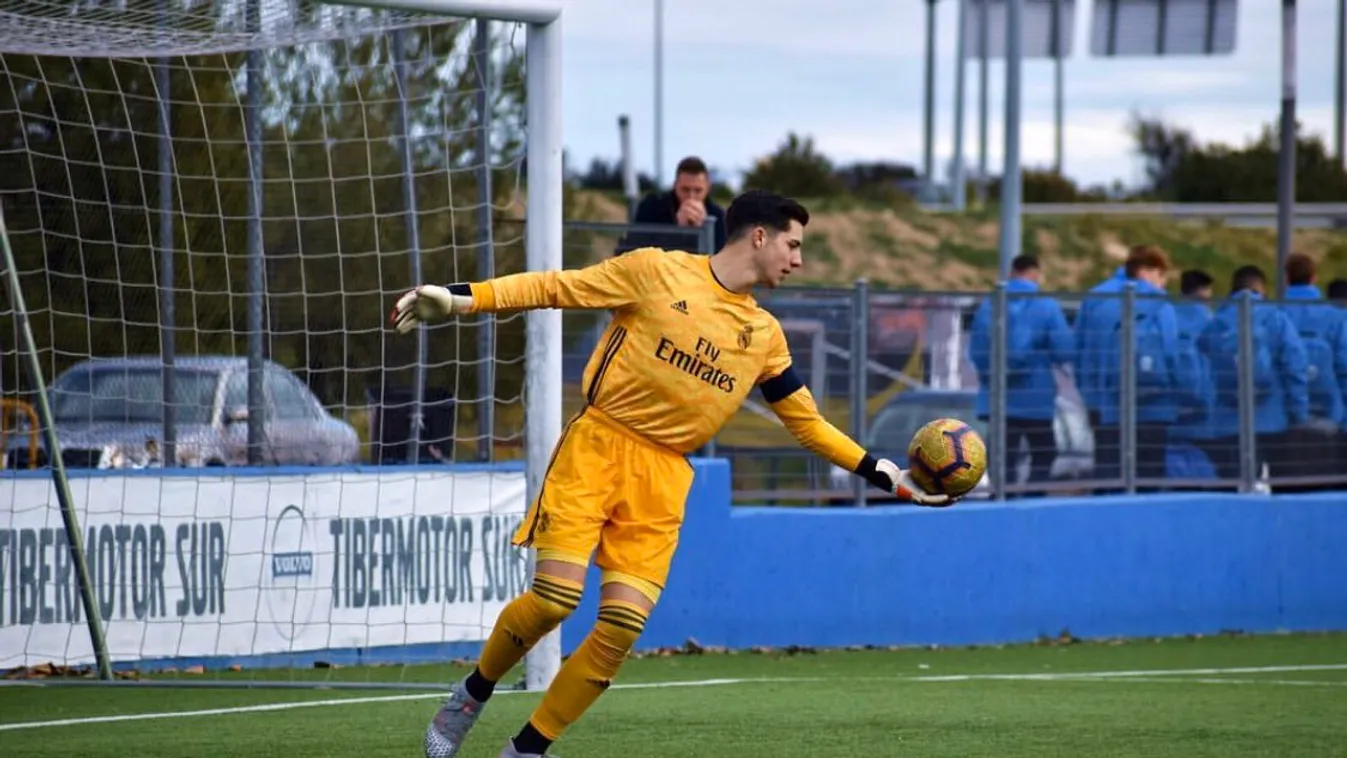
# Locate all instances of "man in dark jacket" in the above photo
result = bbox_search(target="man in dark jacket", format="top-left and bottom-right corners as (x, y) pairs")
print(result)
(617, 156), (726, 254)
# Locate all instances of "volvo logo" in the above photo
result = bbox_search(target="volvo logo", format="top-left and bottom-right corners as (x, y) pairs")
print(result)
(264, 504), (318, 641)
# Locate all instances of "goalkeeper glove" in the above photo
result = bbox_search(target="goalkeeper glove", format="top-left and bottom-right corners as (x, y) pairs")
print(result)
(390, 284), (472, 334)
(864, 456), (954, 507)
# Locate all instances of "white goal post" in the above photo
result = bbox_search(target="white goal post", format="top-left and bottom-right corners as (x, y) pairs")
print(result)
(360, 0), (566, 695)
(0, 0), (563, 691)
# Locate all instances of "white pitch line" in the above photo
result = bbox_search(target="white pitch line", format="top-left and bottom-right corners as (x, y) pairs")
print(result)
(0, 677), (814, 733)
(908, 663), (1347, 682)
(1062, 676), (1347, 687)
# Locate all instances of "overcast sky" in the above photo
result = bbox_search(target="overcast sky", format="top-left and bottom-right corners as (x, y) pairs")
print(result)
(552, 0), (1343, 191)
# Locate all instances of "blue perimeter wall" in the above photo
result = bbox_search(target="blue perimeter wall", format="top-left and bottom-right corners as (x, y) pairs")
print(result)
(5, 458), (1345, 670)
(562, 459), (1347, 655)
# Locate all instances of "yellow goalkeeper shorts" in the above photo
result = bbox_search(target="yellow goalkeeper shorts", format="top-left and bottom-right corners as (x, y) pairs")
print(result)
(513, 406), (695, 589)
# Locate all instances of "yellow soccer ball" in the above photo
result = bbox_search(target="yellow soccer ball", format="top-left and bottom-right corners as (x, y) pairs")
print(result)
(906, 418), (987, 498)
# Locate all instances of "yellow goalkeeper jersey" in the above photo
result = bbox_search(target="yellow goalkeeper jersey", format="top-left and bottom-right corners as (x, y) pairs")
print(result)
(464, 248), (865, 467)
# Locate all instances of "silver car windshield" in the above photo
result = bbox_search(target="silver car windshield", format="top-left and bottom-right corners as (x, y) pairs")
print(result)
(52, 368), (219, 425)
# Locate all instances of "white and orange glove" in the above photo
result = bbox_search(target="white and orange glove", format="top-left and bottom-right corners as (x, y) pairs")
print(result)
(856, 454), (954, 507)
(389, 284), (473, 334)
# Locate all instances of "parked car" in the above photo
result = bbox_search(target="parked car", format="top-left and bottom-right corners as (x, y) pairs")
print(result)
(861, 387), (1095, 499)
(4, 356), (359, 469)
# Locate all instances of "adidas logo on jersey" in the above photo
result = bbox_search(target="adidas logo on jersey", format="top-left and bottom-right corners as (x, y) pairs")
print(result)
(670, 301), (689, 314)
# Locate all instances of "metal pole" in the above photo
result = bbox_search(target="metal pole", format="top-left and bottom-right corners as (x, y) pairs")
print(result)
(697, 216), (719, 458)
(952, 0), (968, 212)
(1276, 0), (1297, 298)
(989, 283), (1008, 499)
(245, 0), (265, 466)
(473, 18), (495, 463)
(0, 208), (113, 680)
(156, 0), (176, 467)
(922, 0), (938, 202)
(851, 279), (871, 507)
(977, 0), (990, 207)
(1237, 294), (1258, 492)
(522, 15), (564, 693)
(1052, 0), (1064, 175)
(653, 0), (664, 186)
(997, 0), (1023, 280)
(618, 114), (638, 219)
(394, 29), (426, 463)
(1337, 0), (1345, 164)
(1120, 285), (1137, 494)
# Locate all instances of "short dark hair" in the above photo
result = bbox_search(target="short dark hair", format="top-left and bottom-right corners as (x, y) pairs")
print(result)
(1180, 269), (1214, 295)
(1231, 264), (1266, 293)
(1284, 252), (1316, 286)
(1327, 278), (1347, 301)
(674, 156), (708, 177)
(1010, 254), (1039, 274)
(725, 189), (809, 242)
(1124, 245), (1171, 278)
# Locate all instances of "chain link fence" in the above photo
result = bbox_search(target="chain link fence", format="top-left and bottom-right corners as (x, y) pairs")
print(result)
(728, 284), (1347, 504)
(5, 215), (1344, 503)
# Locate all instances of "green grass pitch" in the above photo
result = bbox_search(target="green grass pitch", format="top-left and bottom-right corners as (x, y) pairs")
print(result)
(3, 633), (1346, 757)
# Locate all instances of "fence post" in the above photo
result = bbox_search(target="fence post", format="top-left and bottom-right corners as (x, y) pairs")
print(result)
(851, 278), (871, 507)
(1120, 283), (1137, 494)
(700, 215), (721, 463)
(1237, 294), (1259, 492)
(698, 215), (716, 255)
(990, 282), (1008, 500)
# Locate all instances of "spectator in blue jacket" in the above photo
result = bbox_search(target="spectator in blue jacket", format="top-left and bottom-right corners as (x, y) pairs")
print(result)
(1168, 270), (1221, 478)
(1073, 265), (1129, 482)
(1329, 277), (1347, 476)
(1197, 265), (1310, 483)
(969, 254), (1074, 492)
(1074, 245), (1189, 488)
(1278, 255), (1347, 490)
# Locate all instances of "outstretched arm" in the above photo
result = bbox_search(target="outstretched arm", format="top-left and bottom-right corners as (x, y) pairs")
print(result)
(391, 248), (660, 331)
(758, 328), (954, 506)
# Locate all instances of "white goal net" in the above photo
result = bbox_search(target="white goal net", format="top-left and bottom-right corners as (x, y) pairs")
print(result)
(0, 0), (563, 690)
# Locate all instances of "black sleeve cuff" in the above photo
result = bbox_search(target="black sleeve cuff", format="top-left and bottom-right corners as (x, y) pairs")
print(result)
(447, 283), (472, 297)
(759, 365), (805, 403)
(854, 453), (895, 492)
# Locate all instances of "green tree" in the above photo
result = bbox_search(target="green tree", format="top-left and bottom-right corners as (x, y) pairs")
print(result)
(0, 16), (527, 428)
(741, 132), (842, 198)
(1130, 114), (1347, 202)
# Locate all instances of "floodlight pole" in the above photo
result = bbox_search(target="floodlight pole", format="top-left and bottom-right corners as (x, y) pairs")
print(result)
(1051, 0), (1064, 174)
(952, 0), (968, 212)
(1277, 0), (1297, 298)
(997, 0), (1023, 280)
(1336, 0), (1345, 164)
(654, 0), (664, 186)
(922, 0), (939, 202)
(976, 0), (990, 207)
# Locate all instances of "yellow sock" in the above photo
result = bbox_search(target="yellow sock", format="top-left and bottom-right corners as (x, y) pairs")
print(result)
(528, 599), (648, 740)
(476, 574), (583, 682)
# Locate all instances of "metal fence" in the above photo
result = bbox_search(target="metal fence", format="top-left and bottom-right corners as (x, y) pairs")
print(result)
(726, 283), (1347, 504)
(6, 214), (1344, 505)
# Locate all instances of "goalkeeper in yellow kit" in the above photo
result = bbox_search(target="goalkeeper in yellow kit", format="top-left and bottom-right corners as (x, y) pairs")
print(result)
(391, 190), (955, 758)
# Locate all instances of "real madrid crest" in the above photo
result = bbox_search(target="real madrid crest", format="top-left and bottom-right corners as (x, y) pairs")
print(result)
(737, 323), (753, 350)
